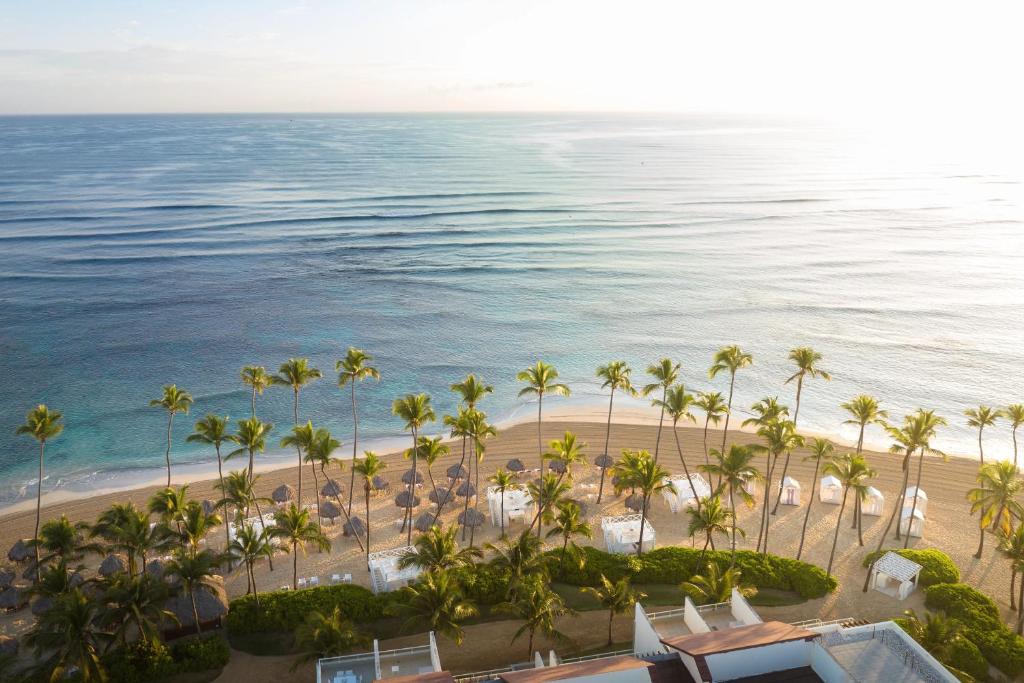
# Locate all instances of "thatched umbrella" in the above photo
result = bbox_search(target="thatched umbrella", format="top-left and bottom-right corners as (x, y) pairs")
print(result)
(343, 517), (367, 538)
(7, 540), (31, 564)
(548, 460), (567, 475)
(394, 491), (421, 509)
(320, 500), (341, 522)
(566, 499), (589, 517)
(145, 559), (166, 578)
(98, 554), (126, 577)
(201, 499), (217, 516)
(69, 572), (85, 589)
(321, 479), (344, 498)
(0, 567), (14, 591)
(594, 454), (615, 469)
(413, 512), (438, 533)
(456, 482), (476, 499)
(272, 484), (295, 504)
(371, 475), (390, 492)
(0, 634), (17, 656)
(457, 509), (486, 528)
(624, 494), (645, 512)
(21, 563), (38, 582)
(401, 469), (424, 486)
(446, 464), (468, 481)
(506, 458), (525, 474)
(30, 596), (54, 617)
(429, 487), (454, 507)
(0, 589), (25, 612)
(165, 575), (228, 629)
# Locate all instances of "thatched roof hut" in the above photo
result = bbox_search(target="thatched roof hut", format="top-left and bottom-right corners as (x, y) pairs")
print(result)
(343, 517), (367, 538)
(548, 460), (567, 474)
(594, 454), (615, 469)
(458, 509), (486, 528)
(7, 540), (31, 563)
(30, 596), (54, 617)
(0, 567), (14, 591)
(0, 588), (26, 611)
(413, 513), (438, 533)
(429, 487), (454, 506)
(320, 500), (341, 521)
(446, 464), (468, 480)
(394, 491), (421, 509)
(506, 458), (525, 473)
(401, 469), (424, 485)
(321, 479), (344, 498)
(272, 484), (295, 504)
(371, 475), (390, 492)
(201, 499), (217, 515)
(624, 494), (645, 512)
(165, 575), (228, 628)
(456, 482), (476, 498)
(99, 554), (126, 577)
(145, 559), (166, 578)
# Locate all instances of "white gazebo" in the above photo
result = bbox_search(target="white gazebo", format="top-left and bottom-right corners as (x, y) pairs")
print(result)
(486, 486), (534, 528)
(367, 546), (421, 594)
(819, 475), (843, 504)
(228, 513), (277, 543)
(899, 507), (925, 538)
(601, 514), (655, 554)
(862, 486), (885, 516)
(869, 551), (923, 600)
(779, 476), (801, 506)
(662, 474), (712, 513)
(903, 486), (928, 515)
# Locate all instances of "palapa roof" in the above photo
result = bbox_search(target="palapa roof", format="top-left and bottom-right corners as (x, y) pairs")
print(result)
(446, 464), (468, 479)
(394, 491), (421, 508)
(429, 487), (454, 505)
(372, 475), (390, 491)
(458, 509), (486, 527)
(343, 516), (367, 537)
(624, 493), (645, 511)
(413, 512), (438, 532)
(201, 499), (217, 515)
(661, 621), (819, 656)
(548, 460), (567, 474)
(506, 458), (525, 472)
(0, 588), (25, 610)
(456, 481), (476, 497)
(271, 484), (295, 503)
(401, 469), (425, 485)
(0, 567), (14, 590)
(594, 453), (615, 469)
(320, 500), (341, 519)
(98, 554), (126, 577)
(7, 540), (31, 563)
(165, 575), (228, 626)
(873, 551), (922, 582)
(322, 479), (344, 497)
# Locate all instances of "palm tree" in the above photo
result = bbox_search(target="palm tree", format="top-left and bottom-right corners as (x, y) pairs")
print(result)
(654, 385), (701, 510)
(485, 530), (549, 599)
(489, 469), (519, 539)
(393, 393), (436, 544)
(270, 503), (330, 590)
(32, 515), (97, 565)
(901, 609), (972, 676)
(149, 385), (193, 487)
(308, 427), (364, 552)
(97, 572), (176, 645)
(751, 419), (802, 552)
(1008, 404), (1024, 471)
(742, 397), (790, 430)
(272, 358), (323, 504)
(451, 373), (494, 410)
(682, 561), (753, 605)
(580, 575), (646, 646)
(352, 451), (385, 567)
(464, 409), (497, 546)
(398, 525), (482, 573)
(216, 469), (269, 524)
(281, 421), (320, 523)
(998, 523), (1024, 611)
(240, 365), (271, 418)
(393, 570), (478, 645)
(24, 589), (109, 683)
(497, 582), (574, 659)
(176, 501), (222, 559)
(527, 472), (572, 540)
(968, 461), (1024, 558)
(700, 445), (759, 566)
(841, 395), (888, 454)
(785, 347), (831, 426)
(516, 361), (571, 474)
(687, 495), (734, 565)
(901, 409), (946, 550)
(796, 438), (835, 560)
(442, 408), (473, 522)
(148, 485), (190, 548)
(547, 500), (593, 573)
(92, 503), (170, 578)
(642, 359), (681, 462)
(621, 450), (670, 556)
(165, 549), (221, 636)
(596, 361), (636, 502)
(708, 345), (753, 456)
(228, 523), (275, 603)
(16, 404), (64, 573)
(291, 607), (370, 672)
(544, 431), (588, 486)
(410, 435), (449, 520)
(965, 405), (1003, 467)
(695, 392), (728, 466)
(824, 454), (875, 579)
(187, 413), (232, 557)
(337, 348), (380, 516)
(226, 416), (274, 484)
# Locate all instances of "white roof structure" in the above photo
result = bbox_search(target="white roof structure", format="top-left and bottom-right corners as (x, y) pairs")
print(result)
(602, 514), (655, 554)
(486, 486), (534, 527)
(782, 476), (800, 490)
(874, 552), (922, 583)
(862, 486), (885, 516)
(904, 486), (927, 500)
(662, 474), (712, 513)
(368, 546), (421, 594)
(865, 486), (883, 500)
(228, 513), (277, 542)
(820, 475), (841, 488)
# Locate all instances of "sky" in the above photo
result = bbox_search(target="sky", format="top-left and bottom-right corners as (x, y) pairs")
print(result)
(1, 0), (1023, 123)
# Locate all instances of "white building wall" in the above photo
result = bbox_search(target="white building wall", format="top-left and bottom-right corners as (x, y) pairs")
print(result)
(809, 643), (851, 683)
(684, 597), (711, 634)
(678, 654), (704, 683)
(632, 603), (667, 656)
(705, 641), (814, 681)
(729, 589), (762, 625)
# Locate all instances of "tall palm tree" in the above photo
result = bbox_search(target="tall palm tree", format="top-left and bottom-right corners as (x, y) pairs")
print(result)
(968, 461), (1024, 558)
(451, 373), (494, 410)
(695, 392), (728, 466)
(681, 561), (752, 605)
(547, 500), (593, 573)
(741, 397), (790, 430)
(92, 503), (170, 578)
(393, 393), (436, 544)
(148, 485), (190, 549)
(399, 525), (482, 573)
(796, 438), (835, 560)
(149, 385), (193, 487)
(687, 495), (734, 565)
(308, 427), (364, 551)
(291, 607), (370, 672)
(596, 361), (636, 503)
(841, 395), (888, 454)
(544, 431), (588, 486)
(272, 358), (323, 504)
(1008, 404), (1024, 471)
(24, 589), (109, 683)
(621, 450), (670, 556)
(655, 385), (701, 510)
(700, 445), (759, 566)
(393, 570), (478, 645)
(465, 409), (497, 546)
(337, 348), (381, 516)
(229, 523), (275, 603)
(902, 409), (946, 550)
(965, 405), (1003, 467)
(31, 515), (97, 565)
(410, 435), (449, 521)
(998, 523), (1024, 611)
(516, 361), (570, 474)
(216, 469), (269, 524)
(708, 345), (753, 456)
(240, 365), (271, 418)
(353, 451), (385, 567)
(187, 413), (232, 557)
(527, 472), (572, 540)
(16, 404), (64, 573)
(97, 572), (176, 645)
(270, 503), (330, 590)
(166, 549), (221, 636)
(580, 575), (646, 646)
(751, 419), (802, 552)
(226, 416), (274, 484)
(785, 347), (831, 426)
(642, 359), (681, 462)
(490, 469), (518, 539)
(176, 500), (222, 559)
(497, 582), (574, 659)
(485, 530), (549, 599)
(823, 454), (874, 579)
(281, 421), (320, 523)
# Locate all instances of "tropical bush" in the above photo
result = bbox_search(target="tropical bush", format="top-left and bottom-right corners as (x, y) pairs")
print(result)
(862, 548), (960, 587)
(451, 563), (510, 605)
(894, 615), (987, 682)
(104, 635), (229, 683)
(227, 584), (392, 634)
(170, 635), (231, 672)
(925, 582), (1024, 677)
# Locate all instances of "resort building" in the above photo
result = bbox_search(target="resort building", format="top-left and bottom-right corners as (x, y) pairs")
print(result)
(317, 633), (442, 683)
(601, 514), (656, 554)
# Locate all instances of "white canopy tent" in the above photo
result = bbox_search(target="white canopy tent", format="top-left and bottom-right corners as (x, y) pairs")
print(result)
(904, 486), (928, 515)
(228, 513), (277, 543)
(779, 476), (801, 506)
(819, 475), (843, 504)
(869, 551), (923, 600)
(862, 486), (885, 516)
(368, 546), (421, 594)
(486, 486), (534, 528)
(662, 474), (712, 513)
(899, 507), (925, 538)
(601, 514), (655, 554)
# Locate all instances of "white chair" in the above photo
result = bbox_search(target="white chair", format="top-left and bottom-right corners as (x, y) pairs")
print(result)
(297, 578), (307, 589)
(309, 576), (319, 587)
(280, 585), (290, 591)
(332, 573), (342, 584)
(343, 573), (352, 583)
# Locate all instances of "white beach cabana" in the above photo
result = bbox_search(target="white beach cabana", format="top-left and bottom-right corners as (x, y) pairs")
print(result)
(869, 551), (923, 600)
(899, 507), (925, 538)
(740, 474), (760, 498)
(228, 513), (277, 543)
(903, 486), (928, 515)
(367, 546), (422, 594)
(819, 475), (843, 504)
(486, 486), (535, 528)
(662, 474), (712, 513)
(779, 476), (801, 506)
(862, 486), (885, 516)
(601, 513), (655, 554)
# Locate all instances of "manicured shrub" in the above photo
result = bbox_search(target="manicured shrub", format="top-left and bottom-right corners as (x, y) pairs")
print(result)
(171, 635), (231, 672)
(947, 637), (988, 682)
(453, 563), (510, 605)
(227, 584), (390, 634)
(862, 548), (960, 586)
(105, 639), (175, 683)
(925, 582), (1024, 677)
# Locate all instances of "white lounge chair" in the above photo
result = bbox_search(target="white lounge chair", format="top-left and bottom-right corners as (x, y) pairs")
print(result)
(309, 576), (319, 587)
(332, 574), (342, 584)
(297, 578), (307, 589)
(342, 573), (352, 583)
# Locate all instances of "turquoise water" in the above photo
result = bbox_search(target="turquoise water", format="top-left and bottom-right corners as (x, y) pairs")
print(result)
(0, 113), (1021, 506)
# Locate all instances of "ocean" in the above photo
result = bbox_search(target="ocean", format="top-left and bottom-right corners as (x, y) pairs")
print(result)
(0, 113), (1021, 508)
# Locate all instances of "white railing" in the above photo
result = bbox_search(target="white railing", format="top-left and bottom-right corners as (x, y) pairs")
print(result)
(645, 606), (686, 621)
(791, 616), (855, 629)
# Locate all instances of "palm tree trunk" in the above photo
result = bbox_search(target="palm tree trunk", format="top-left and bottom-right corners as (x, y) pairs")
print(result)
(292, 540), (298, 590)
(407, 425), (419, 546)
(607, 610), (614, 646)
(756, 452), (774, 553)
(673, 427), (701, 514)
(536, 394), (544, 539)
(251, 563), (260, 607)
(895, 455), (910, 540)
(462, 442), (473, 542)
(856, 424), (865, 454)
(856, 499), (865, 546)
(761, 454), (777, 556)
(250, 484), (274, 572)
(1017, 575), (1024, 635)
(216, 446), (232, 571)
(729, 485), (738, 569)
(34, 441), (44, 575)
(720, 374), (735, 455)
(365, 485), (372, 569)
(599, 389), (615, 504)
(310, 462), (322, 532)
(1011, 567), (1017, 610)
(698, 535), (710, 567)
(826, 488), (849, 578)
(979, 429), (985, 467)
(347, 383), (358, 517)
(190, 587), (202, 636)
(653, 387), (666, 463)
(636, 495), (648, 557)
(165, 413), (174, 487)
(527, 630), (535, 659)
(771, 450), (793, 515)
(1013, 427), (1019, 471)
(251, 387), (257, 418)
(500, 488), (506, 539)
(904, 452), (926, 550)
(796, 458), (821, 560)
(702, 417), (711, 467)
(863, 450), (913, 592)
(471, 449), (482, 548)
(293, 390), (303, 508)
(432, 437), (467, 527)
(792, 378), (803, 426)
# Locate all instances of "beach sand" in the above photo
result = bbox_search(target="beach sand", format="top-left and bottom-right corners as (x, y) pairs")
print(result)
(0, 413), (1009, 667)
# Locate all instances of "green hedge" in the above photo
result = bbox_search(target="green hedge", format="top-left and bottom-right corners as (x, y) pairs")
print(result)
(863, 548), (960, 587)
(227, 584), (393, 635)
(548, 546), (836, 599)
(170, 635), (231, 672)
(452, 563), (510, 605)
(926, 583), (1024, 677)
(105, 635), (230, 683)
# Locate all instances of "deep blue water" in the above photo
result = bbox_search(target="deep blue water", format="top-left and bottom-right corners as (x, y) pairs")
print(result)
(0, 113), (1022, 506)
